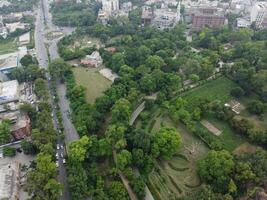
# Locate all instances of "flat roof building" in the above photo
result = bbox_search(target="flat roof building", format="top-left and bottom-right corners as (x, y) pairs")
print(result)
(0, 80), (19, 103)
(251, 2), (267, 29)
(0, 111), (31, 141)
(0, 162), (20, 200)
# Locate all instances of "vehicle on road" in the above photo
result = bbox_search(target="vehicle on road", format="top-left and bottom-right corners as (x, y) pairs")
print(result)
(56, 152), (59, 159)
(57, 144), (60, 150)
(62, 159), (66, 164)
(56, 161), (59, 167)
(61, 152), (63, 158)
(60, 145), (63, 149)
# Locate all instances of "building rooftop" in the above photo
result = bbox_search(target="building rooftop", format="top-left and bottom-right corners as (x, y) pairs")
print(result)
(0, 80), (19, 103)
(0, 162), (19, 200)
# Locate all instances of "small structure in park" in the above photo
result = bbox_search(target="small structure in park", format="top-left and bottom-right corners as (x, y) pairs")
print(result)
(225, 100), (245, 114)
(201, 120), (222, 136)
(80, 51), (103, 68)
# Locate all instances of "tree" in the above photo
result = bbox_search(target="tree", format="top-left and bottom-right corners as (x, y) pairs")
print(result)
(49, 58), (70, 81)
(111, 98), (132, 124)
(3, 147), (16, 157)
(152, 126), (182, 159)
(231, 87), (245, 98)
(20, 54), (38, 66)
(0, 120), (10, 145)
(35, 78), (49, 100)
(68, 136), (90, 163)
(108, 181), (129, 200)
(145, 55), (165, 69)
(25, 153), (61, 200)
(117, 149), (132, 170)
(44, 179), (62, 200)
(247, 100), (266, 115)
(106, 124), (127, 150)
(198, 150), (234, 193)
(110, 53), (125, 72)
(67, 162), (89, 200)
(130, 177), (146, 199)
(21, 139), (37, 155)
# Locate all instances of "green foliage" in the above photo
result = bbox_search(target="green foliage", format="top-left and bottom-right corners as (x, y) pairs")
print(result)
(198, 150), (234, 193)
(25, 153), (62, 200)
(152, 126), (182, 159)
(230, 87), (245, 98)
(50, 1), (98, 27)
(106, 123), (127, 150)
(111, 98), (132, 124)
(20, 55), (38, 67)
(117, 149), (132, 171)
(108, 181), (130, 200)
(0, 120), (11, 145)
(130, 177), (146, 199)
(247, 100), (266, 115)
(35, 78), (49, 100)
(21, 139), (37, 155)
(3, 147), (16, 157)
(68, 136), (90, 163)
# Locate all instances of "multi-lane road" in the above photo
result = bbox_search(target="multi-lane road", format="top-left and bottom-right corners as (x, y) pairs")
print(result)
(34, 0), (78, 199)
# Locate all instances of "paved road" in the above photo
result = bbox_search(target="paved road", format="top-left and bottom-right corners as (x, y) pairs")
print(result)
(34, 0), (75, 199)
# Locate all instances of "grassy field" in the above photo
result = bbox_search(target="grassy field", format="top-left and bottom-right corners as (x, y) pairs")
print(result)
(69, 35), (103, 50)
(72, 67), (111, 104)
(148, 115), (209, 200)
(182, 77), (237, 107)
(205, 116), (246, 151)
(0, 37), (18, 55)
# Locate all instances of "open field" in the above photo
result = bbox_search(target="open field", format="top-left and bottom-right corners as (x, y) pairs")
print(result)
(72, 67), (112, 104)
(204, 116), (246, 151)
(0, 37), (18, 55)
(182, 77), (237, 108)
(69, 35), (103, 49)
(149, 115), (209, 199)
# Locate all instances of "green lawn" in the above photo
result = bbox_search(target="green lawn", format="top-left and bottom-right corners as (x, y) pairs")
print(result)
(205, 116), (246, 151)
(72, 67), (111, 104)
(0, 37), (18, 55)
(182, 77), (237, 107)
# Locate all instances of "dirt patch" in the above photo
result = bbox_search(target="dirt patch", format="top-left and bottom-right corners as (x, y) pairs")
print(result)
(201, 120), (222, 136)
(233, 142), (260, 155)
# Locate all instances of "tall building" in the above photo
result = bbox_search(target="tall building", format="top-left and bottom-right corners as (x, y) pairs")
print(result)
(98, 0), (119, 23)
(102, 0), (119, 15)
(251, 2), (267, 29)
(188, 7), (225, 29)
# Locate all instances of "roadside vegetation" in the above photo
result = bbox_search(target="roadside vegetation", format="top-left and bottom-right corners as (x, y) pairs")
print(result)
(47, 1), (267, 200)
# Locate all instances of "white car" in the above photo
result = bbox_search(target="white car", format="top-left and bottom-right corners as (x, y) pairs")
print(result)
(61, 152), (64, 158)
(62, 159), (66, 164)
(56, 161), (59, 167)
(56, 152), (59, 159)
(60, 145), (63, 150)
(56, 144), (60, 150)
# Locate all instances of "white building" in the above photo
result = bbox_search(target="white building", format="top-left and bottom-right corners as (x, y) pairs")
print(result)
(152, 2), (181, 29)
(98, 0), (119, 23)
(0, 80), (19, 103)
(237, 18), (251, 28)
(251, 2), (267, 29)
(102, 0), (119, 15)
(0, 162), (20, 200)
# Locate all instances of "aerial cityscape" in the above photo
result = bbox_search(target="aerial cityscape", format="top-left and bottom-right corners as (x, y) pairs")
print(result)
(0, 0), (267, 199)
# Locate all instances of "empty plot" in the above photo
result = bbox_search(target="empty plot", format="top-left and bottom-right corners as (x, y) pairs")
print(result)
(201, 120), (222, 136)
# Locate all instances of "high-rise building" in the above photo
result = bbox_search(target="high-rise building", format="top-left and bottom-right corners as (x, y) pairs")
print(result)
(251, 2), (267, 29)
(188, 7), (225, 29)
(102, 0), (119, 15)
